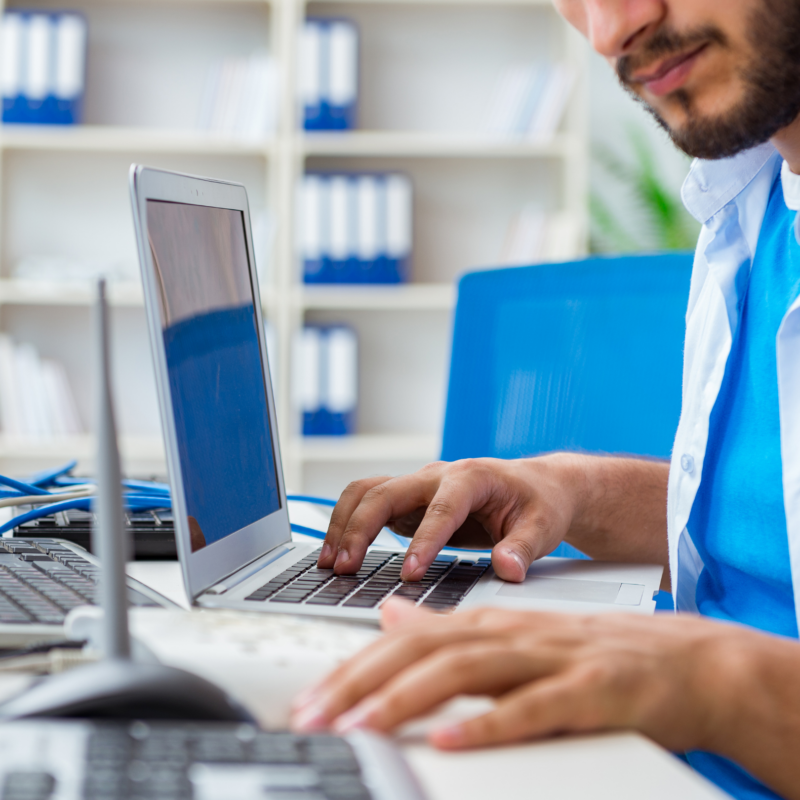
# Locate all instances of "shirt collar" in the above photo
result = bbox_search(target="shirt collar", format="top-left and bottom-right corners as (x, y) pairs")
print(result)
(781, 160), (800, 212)
(681, 141), (779, 224)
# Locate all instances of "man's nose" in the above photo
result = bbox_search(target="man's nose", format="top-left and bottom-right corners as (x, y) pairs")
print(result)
(584, 0), (665, 58)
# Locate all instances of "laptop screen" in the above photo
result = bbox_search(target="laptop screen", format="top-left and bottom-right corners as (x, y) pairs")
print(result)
(146, 199), (281, 553)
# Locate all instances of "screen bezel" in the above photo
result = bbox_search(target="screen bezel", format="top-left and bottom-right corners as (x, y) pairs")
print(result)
(130, 164), (290, 601)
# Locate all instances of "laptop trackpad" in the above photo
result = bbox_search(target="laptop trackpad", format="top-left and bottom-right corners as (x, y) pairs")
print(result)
(497, 577), (644, 606)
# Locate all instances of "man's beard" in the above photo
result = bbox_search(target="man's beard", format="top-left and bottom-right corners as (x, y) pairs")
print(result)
(616, 0), (800, 160)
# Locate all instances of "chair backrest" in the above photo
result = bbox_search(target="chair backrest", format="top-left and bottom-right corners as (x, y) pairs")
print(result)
(441, 253), (693, 463)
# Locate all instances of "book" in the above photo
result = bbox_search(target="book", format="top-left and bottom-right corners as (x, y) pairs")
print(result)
(197, 52), (277, 138)
(295, 325), (358, 436)
(1, 11), (87, 125)
(0, 335), (83, 438)
(301, 19), (359, 131)
(302, 172), (412, 284)
(498, 208), (580, 267)
(483, 62), (575, 140)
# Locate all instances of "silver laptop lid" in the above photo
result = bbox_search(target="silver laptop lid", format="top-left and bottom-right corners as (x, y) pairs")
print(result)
(129, 165), (290, 601)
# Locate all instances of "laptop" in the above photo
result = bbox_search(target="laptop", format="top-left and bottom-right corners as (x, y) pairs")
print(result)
(130, 165), (663, 622)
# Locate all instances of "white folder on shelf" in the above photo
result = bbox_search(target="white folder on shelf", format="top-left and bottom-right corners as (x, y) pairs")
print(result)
(326, 327), (358, 418)
(386, 173), (413, 262)
(54, 14), (87, 102)
(0, 13), (24, 102)
(328, 21), (358, 110)
(25, 14), (53, 104)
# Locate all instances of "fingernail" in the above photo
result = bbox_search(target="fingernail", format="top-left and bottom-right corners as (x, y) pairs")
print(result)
(504, 549), (526, 577)
(333, 698), (380, 734)
(401, 553), (419, 580)
(291, 704), (327, 732)
(334, 549), (350, 569)
(430, 724), (466, 748)
(292, 685), (320, 711)
(319, 542), (332, 562)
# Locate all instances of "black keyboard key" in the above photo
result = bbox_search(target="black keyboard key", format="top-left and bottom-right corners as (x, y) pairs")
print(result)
(319, 774), (371, 800)
(342, 597), (380, 608)
(2, 771), (56, 800)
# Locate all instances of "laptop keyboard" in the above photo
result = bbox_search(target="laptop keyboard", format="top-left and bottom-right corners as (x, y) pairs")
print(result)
(2, 721), (377, 800)
(13, 508), (177, 560)
(245, 549), (491, 611)
(0, 539), (159, 625)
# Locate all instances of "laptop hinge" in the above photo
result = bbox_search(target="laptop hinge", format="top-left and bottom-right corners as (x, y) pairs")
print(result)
(205, 544), (295, 595)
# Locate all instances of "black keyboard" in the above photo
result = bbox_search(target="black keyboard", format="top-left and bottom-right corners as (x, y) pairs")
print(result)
(12, 508), (177, 560)
(1, 721), (404, 800)
(0, 539), (160, 625)
(245, 549), (491, 611)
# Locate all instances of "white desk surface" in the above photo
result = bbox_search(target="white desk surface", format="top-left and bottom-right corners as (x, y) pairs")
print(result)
(121, 560), (729, 800)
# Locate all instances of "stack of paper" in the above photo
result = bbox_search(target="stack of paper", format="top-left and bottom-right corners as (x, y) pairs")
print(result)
(484, 62), (575, 140)
(13, 254), (136, 284)
(498, 208), (581, 267)
(294, 325), (358, 436)
(301, 172), (412, 284)
(300, 19), (359, 131)
(0, 335), (82, 438)
(1, 11), (87, 125)
(197, 52), (277, 138)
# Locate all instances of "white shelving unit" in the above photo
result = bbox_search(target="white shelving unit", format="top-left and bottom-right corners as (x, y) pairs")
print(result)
(0, 0), (588, 497)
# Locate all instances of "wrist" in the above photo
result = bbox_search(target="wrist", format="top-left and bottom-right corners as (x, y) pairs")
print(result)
(525, 452), (591, 536)
(532, 452), (598, 536)
(693, 625), (780, 755)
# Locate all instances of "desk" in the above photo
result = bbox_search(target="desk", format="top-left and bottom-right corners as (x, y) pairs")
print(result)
(122, 560), (729, 800)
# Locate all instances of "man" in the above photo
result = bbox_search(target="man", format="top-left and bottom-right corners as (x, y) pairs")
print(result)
(291, 1), (800, 797)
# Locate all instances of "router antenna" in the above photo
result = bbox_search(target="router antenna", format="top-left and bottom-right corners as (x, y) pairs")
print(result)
(93, 278), (131, 660)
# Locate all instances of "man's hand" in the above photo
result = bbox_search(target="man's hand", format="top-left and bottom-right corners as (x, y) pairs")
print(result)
(317, 456), (581, 582)
(290, 600), (741, 753)
(316, 454), (670, 584)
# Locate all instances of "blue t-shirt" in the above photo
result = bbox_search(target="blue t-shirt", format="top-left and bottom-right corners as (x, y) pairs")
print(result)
(686, 173), (800, 798)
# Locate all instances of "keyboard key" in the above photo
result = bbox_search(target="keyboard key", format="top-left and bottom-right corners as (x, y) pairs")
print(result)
(2, 771), (56, 800)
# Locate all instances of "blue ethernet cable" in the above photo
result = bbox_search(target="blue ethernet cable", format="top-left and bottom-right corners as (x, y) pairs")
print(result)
(28, 460), (79, 487)
(0, 473), (490, 555)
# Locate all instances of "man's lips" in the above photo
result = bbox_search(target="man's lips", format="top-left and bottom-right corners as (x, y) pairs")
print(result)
(631, 44), (708, 97)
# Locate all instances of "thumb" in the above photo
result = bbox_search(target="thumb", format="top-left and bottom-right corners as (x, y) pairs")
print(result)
(491, 510), (568, 582)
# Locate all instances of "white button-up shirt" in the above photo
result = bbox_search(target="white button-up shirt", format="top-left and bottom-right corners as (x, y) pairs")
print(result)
(668, 142), (800, 623)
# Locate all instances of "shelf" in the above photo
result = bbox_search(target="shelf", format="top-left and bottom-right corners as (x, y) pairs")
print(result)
(9, 0), (270, 6)
(0, 433), (164, 466)
(0, 279), (144, 307)
(299, 283), (455, 311)
(0, 279), (281, 309)
(309, 0), (553, 6)
(0, 125), (275, 156)
(289, 433), (440, 462)
(0, 279), (452, 311)
(300, 131), (580, 159)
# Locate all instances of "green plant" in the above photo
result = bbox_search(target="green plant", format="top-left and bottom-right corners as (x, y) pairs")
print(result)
(590, 126), (700, 254)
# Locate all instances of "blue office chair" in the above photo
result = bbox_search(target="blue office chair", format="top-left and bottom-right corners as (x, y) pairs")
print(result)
(440, 253), (693, 608)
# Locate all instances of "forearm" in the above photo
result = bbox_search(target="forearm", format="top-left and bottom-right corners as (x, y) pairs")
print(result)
(550, 453), (670, 578)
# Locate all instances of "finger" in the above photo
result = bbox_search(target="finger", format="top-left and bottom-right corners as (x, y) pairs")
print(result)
(319, 476), (391, 567)
(386, 506), (426, 538)
(429, 671), (603, 750)
(290, 612), (507, 731)
(490, 507), (568, 582)
(380, 596), (433, 630)
(331, 641), (564, 735)
(400, 476), (489, 580)
(334, 468), (446, 574)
